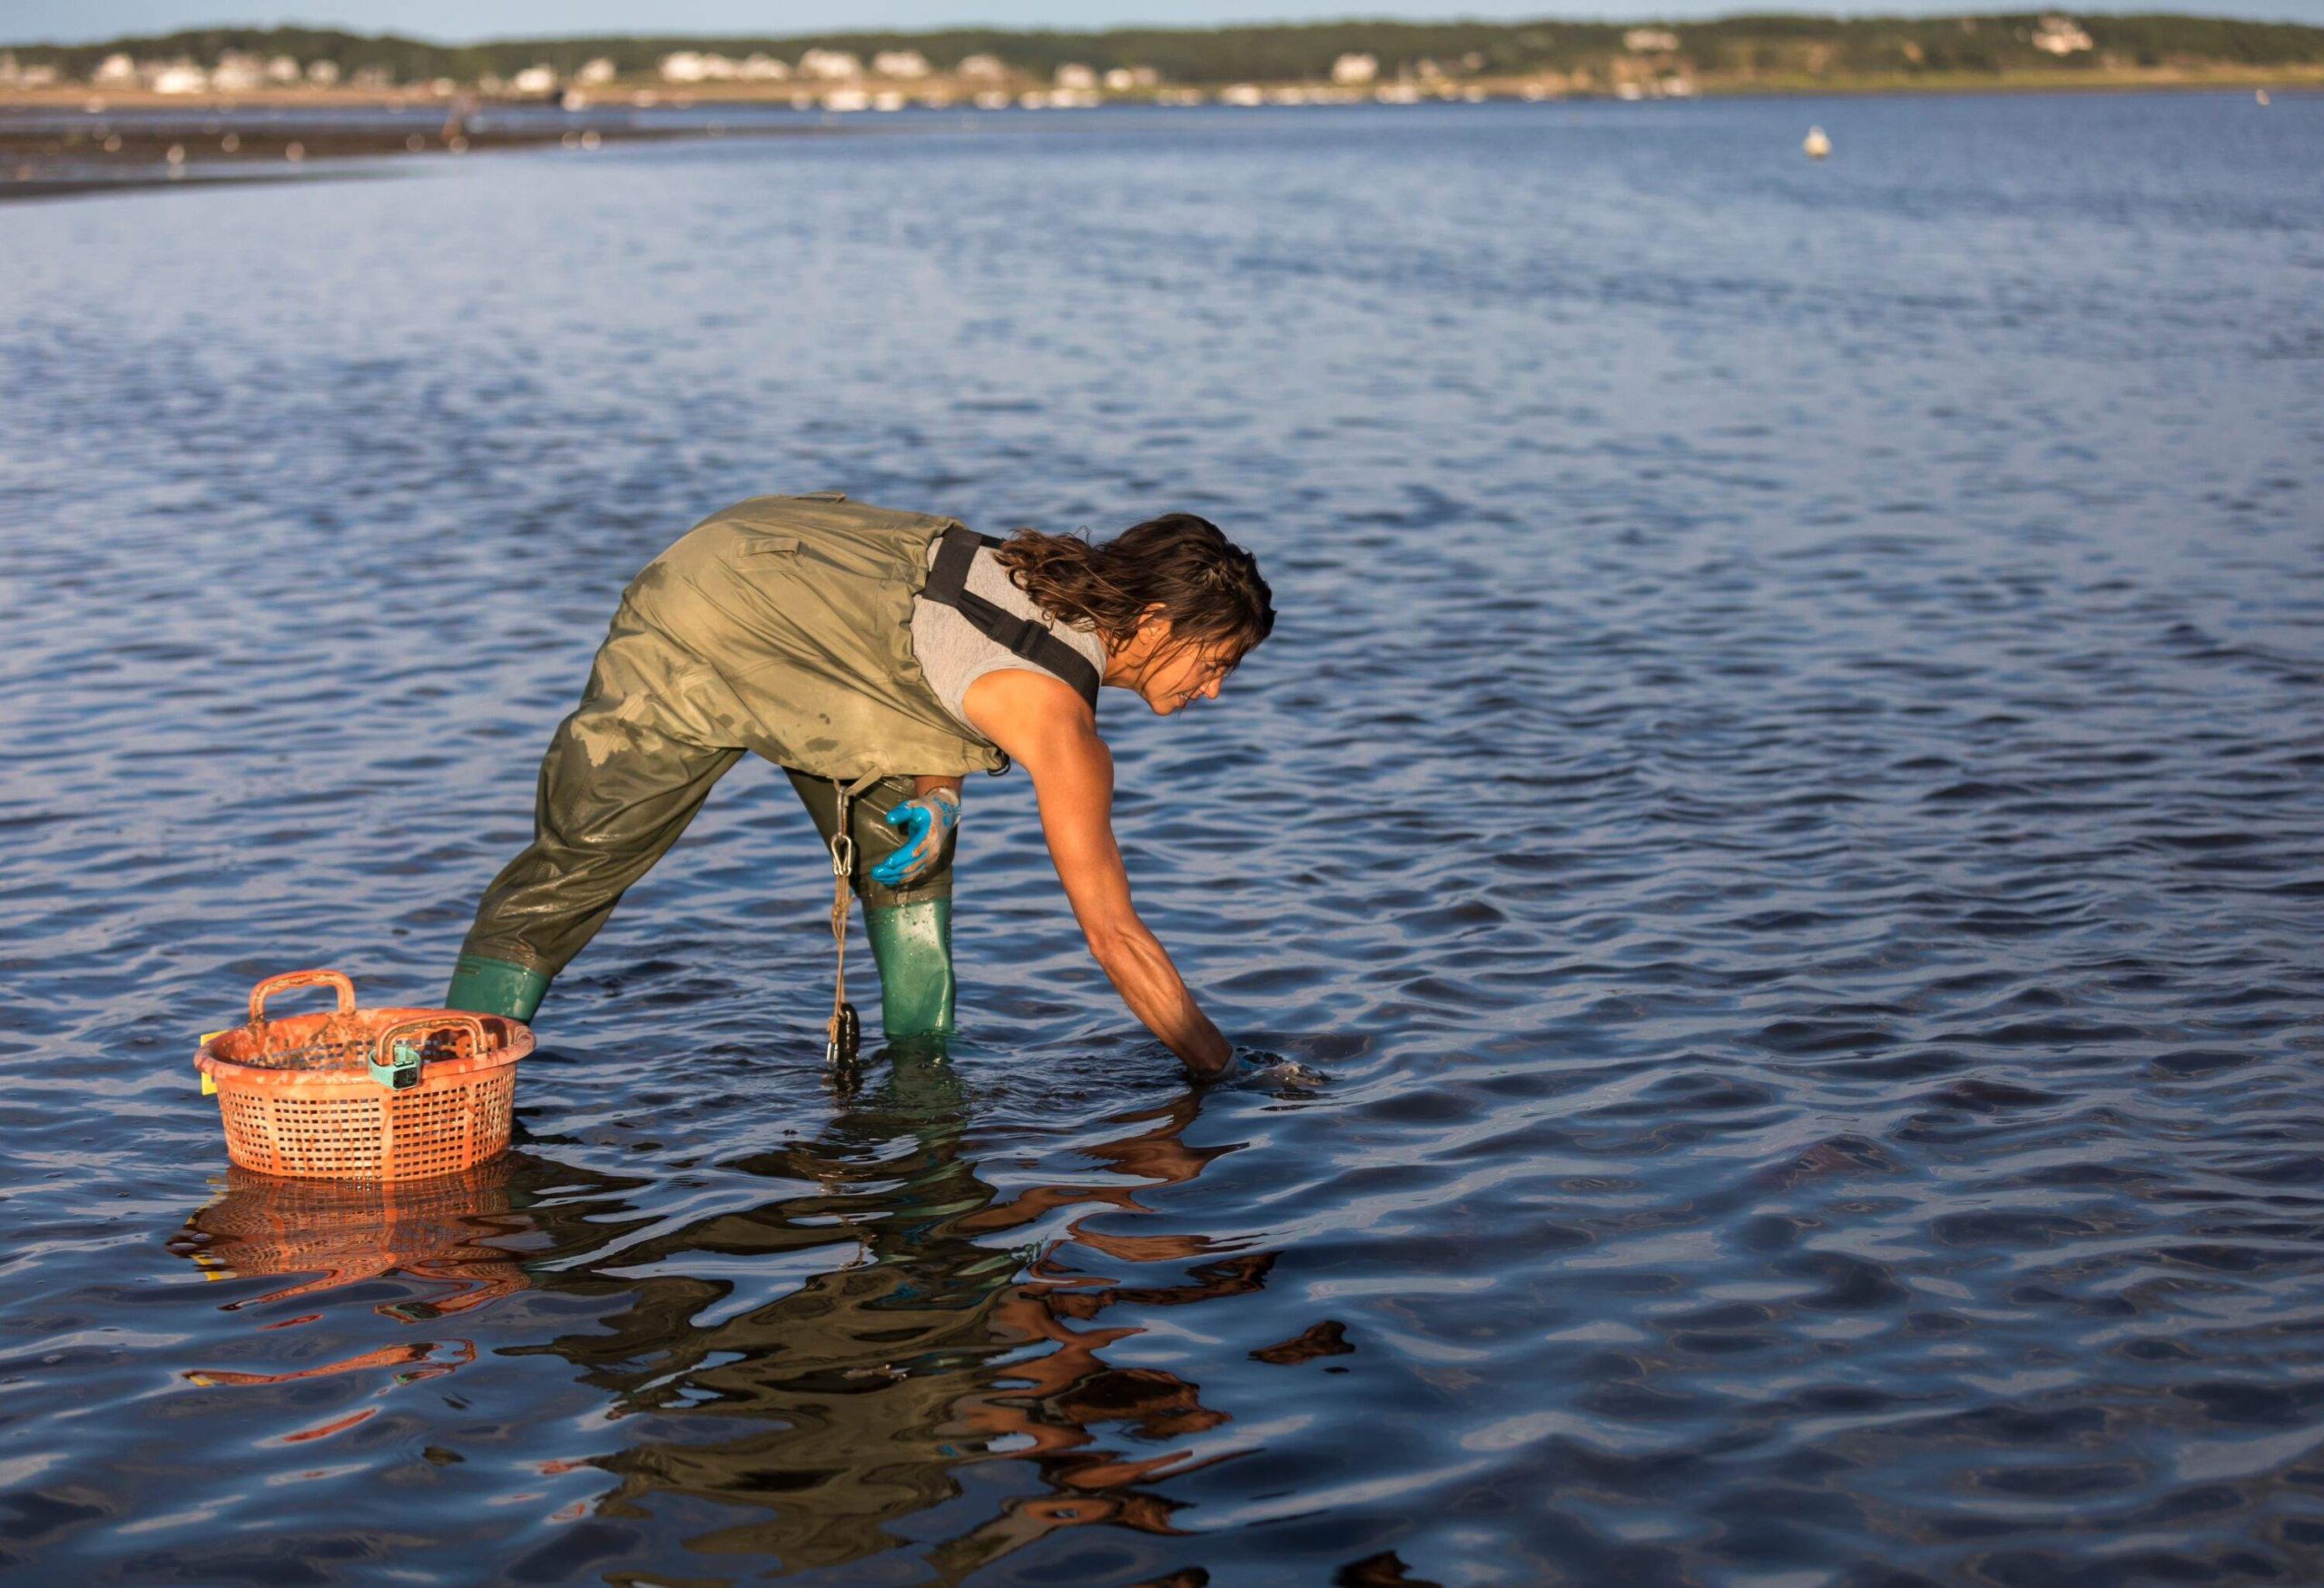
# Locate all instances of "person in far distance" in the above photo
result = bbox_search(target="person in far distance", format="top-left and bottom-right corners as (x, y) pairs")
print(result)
(443, 491), (1273, 1080)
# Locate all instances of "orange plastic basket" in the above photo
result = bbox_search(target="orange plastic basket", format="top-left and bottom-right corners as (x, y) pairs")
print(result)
(194, 970), (533, 1184)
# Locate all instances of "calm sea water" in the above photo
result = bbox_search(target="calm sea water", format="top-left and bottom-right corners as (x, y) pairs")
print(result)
(5, 94), (2323, 1586)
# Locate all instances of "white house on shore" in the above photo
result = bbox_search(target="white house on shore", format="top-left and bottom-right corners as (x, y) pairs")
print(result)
(798, 48), (862, 80)
(660, 52), (734, 83)
(210, 51), (264, 91)
(2031, 14), (2094, 54)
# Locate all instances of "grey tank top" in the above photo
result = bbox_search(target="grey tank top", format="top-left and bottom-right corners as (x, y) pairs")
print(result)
(910, 541), (1107, 729)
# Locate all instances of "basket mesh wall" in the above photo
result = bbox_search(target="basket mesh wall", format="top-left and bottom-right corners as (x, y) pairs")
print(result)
(216, 1070), (515, 1183)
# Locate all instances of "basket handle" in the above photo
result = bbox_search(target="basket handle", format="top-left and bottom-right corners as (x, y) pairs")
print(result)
(249, 970), (358, 1026)
(374, 1013), (490, 1064)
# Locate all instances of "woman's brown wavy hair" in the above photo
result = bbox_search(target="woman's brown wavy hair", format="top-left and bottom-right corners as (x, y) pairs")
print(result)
(994, 513), (1275, 669)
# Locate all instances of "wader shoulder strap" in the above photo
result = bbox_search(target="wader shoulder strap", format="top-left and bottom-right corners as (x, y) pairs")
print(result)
(923, 527), (1101, 712)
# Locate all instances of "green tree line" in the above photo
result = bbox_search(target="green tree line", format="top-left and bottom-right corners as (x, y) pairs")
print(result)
(9, 15), (2323, 84)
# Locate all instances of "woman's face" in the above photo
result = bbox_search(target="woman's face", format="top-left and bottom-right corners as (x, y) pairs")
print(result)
(1119, 616), (1236, 715)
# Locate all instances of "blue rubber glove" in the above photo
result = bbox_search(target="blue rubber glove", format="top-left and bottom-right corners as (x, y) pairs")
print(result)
(870, 787), (960, 888)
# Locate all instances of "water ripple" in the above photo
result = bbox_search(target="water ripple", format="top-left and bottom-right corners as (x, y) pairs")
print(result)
(2, 93), (2321, 1586)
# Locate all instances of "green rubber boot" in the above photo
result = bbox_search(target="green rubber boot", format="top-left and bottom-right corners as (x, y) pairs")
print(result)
(865, 900), (955, 1042)
(445, 953), (549, 1022)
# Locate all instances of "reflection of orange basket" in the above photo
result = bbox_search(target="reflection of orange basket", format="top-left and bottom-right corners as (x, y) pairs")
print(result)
(194, 971), (532, 1183)
(172, 1159), (535, 1318)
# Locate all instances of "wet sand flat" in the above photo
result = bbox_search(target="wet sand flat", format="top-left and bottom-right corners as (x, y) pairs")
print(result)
(0, 103), (846, 198)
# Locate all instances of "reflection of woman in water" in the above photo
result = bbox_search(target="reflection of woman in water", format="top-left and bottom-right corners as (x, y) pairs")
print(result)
(548, 1050), (1265, 1574)
(174, 1051), (1268, 1575)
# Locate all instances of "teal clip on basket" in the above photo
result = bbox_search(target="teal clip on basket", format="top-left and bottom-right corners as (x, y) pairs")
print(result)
(369, 1038), (424, 1090)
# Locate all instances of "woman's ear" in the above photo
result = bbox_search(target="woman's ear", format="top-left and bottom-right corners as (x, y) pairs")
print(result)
(1107, 605), (1172, 663)
(1128, 604), (1173, 656)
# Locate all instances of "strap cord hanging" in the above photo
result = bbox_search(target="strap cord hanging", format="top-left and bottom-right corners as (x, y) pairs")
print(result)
(825, 772), (882, 1065)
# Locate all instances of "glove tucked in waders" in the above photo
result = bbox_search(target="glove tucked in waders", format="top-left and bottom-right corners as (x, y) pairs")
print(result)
(444, 494), (1042, 1042)
(872, 789), (960, 891)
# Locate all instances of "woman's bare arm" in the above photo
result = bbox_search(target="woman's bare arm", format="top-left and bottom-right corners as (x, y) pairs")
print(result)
(962, 669), (1232, 1078)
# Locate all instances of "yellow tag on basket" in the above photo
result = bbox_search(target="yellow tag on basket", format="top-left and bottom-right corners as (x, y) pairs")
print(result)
(196, 1031), (225, 1095)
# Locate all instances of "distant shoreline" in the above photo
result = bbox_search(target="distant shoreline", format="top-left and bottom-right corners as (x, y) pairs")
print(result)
(5, 62), (2318, 113)
(4, 72), (2314, 205)
(9, 63), (2314, 116)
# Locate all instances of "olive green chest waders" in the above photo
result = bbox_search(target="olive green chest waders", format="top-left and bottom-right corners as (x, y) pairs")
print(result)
(446, 494), (1024, 1044)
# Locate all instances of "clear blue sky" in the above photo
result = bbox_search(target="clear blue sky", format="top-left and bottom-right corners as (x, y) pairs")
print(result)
(11, 0), (2320, 44)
